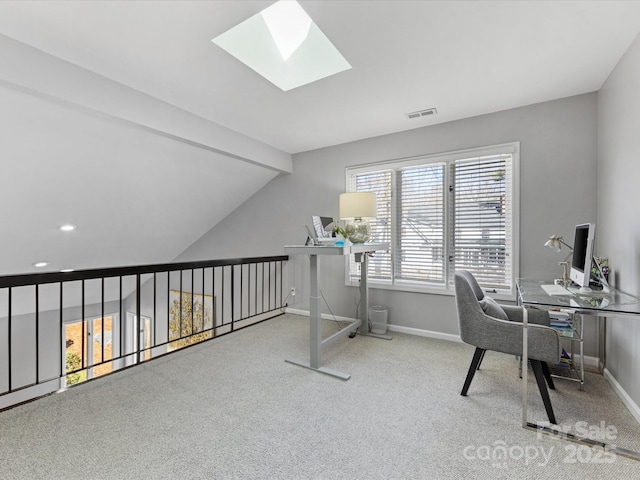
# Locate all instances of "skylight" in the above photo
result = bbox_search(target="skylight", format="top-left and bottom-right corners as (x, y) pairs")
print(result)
(262, 0), (311, 61)
(212, 0), (351, 91)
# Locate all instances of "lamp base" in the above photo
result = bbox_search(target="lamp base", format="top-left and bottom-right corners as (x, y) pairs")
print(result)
(345, 218), (371, 243)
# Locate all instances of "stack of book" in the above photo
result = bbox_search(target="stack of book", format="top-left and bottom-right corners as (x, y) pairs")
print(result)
(547, 310), (575, 373)
(549, 310), (574, 338)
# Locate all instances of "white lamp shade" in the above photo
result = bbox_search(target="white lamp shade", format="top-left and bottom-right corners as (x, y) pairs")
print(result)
(544, 235), (573, 252)
(339, 192), (377, 219)
(544, 235), (562, 252)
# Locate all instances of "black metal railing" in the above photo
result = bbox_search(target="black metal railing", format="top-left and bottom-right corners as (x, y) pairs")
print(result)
(0, 255), (287, 410)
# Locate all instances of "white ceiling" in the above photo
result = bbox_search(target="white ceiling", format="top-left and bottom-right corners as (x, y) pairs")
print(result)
(1, 0), (640, 277)
(1, 0), (639, 154)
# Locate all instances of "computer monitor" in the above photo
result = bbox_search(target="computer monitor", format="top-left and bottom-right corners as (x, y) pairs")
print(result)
(569, 223), (596, 290)
(312, 216), (335, 238)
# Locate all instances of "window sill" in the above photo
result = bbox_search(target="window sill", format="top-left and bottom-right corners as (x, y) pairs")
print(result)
(347, 279), (516, 302)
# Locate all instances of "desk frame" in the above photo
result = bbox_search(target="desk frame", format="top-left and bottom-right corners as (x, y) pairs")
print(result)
(284, 243), (389, 380)
(518, 279), (640, 460)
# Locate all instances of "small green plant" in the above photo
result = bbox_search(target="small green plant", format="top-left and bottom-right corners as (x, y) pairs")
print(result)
(333, 226), (347, 238)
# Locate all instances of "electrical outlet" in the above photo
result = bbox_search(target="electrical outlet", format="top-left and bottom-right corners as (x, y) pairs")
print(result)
(290, 287), (296, 296)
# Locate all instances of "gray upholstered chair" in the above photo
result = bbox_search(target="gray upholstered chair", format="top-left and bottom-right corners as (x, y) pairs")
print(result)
(454, 270), (561, 424)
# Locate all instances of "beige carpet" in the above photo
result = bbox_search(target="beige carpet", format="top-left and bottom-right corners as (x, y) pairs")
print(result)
(1, 313), (639, 479)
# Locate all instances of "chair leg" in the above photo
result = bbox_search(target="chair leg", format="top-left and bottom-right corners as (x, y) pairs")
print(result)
(531, 359), (557, 424)
(541, 362), (555, 390)
(476, 349), (486, 370)
(461, 347), (485, 396)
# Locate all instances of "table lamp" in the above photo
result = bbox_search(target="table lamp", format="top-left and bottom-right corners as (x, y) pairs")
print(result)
(339, 192), (377, 243)
(544, 234), (573, 285)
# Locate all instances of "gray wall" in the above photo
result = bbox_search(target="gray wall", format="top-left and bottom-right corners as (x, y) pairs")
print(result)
(598, 33), (640, 405)
(178, 93), (599, 341)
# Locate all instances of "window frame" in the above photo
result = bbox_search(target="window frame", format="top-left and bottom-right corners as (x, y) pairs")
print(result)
(344, 142), (520, 300)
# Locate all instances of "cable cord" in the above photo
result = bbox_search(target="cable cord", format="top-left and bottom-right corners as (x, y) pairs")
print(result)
(280, 291), (291, 313)
(319, 289), (345, 330)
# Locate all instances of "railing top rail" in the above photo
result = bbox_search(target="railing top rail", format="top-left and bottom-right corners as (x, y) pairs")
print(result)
(0, 255), (289, 288)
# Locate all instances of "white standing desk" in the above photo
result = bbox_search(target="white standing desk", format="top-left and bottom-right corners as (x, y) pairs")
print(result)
(284, 242), (389, 380)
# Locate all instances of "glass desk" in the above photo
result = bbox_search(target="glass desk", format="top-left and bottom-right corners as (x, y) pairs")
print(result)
(517, 279), (640, 316)
(517, 279), (640, 460)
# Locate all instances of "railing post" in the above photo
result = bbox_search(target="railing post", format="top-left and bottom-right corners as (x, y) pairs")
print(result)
(136, 274), (141, 364)
(101, 278), (105, 365)
(212, 266), (216, 335)
(7, 287), (12, 392)
(153, 272), (157, 347)
(119, 276), (124, 366)
(59, 282), (63, 380)
(231, 265), (235, 332)
(35, 284), (40, 385)
(81, 279), (85, 370)
(279, 260), (283, 309)
(166, 272), (170, 350)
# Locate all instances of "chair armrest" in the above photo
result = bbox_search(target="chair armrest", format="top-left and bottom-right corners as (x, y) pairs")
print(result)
(501, 305), (550, 326)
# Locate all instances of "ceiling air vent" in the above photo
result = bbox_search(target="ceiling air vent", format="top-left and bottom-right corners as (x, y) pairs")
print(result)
(406, 108), (437, 119)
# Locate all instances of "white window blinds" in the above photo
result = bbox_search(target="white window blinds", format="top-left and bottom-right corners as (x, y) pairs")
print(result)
(347, 169), (392, 282)
(345, 143), (518, 295)
(396, 163), (445, 285)
(450, 154), (513, 291)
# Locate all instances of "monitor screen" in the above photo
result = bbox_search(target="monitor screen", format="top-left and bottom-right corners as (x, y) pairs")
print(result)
(312, 216), (335, 238)
(569, 223), (595, 288)
(571, 225), (589, 270)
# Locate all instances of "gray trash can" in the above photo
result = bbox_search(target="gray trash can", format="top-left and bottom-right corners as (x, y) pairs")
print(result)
(369, 305), (388, 334)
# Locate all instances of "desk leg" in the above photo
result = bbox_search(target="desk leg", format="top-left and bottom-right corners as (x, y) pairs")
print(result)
(309, 254), (321, 369)
(522, 305), (529, 428)
(285, 254), (352, 380)
(579, 314), (585, 391)
(358, 252), (369, 335)
(600, 316), (607, 374)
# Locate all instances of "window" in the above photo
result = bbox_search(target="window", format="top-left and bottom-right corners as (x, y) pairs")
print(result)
(345, 143), (519, 296)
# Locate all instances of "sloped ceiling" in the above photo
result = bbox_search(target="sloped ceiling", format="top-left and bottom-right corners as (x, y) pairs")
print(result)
(1, 1), (640, 275)
(1, 83), (279, 274)
(0, 34), (286, 275)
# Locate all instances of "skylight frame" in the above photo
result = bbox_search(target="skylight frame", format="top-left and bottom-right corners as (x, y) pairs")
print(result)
(211, 0), (351, 91)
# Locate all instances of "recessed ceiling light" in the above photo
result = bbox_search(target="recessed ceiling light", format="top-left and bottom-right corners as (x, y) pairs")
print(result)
(60, 268), (74, 273)
(59, 224), (77, 232)
(212, 0), (351, 91)
(33, 261), (49, 268)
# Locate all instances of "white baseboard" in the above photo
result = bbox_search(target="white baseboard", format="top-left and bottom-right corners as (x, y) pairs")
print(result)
(584, 355), (599, 370)
(285, 308), (356, 324)
(569, 354), (600, 372)
(604, 368), (640, 425)
(284, 307), (462, 343)
(387, 324), (463, 343)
